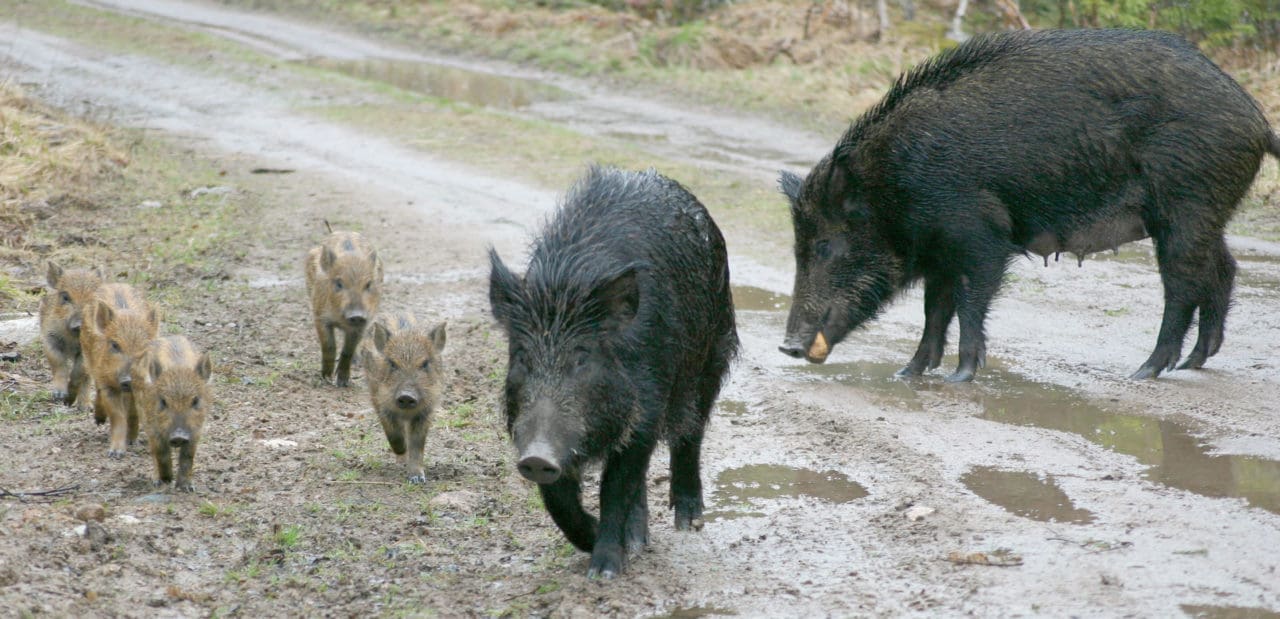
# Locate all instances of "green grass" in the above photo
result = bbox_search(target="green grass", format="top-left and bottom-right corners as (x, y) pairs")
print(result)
(274, 524), (303, 549)
(0, 389), (48, 422)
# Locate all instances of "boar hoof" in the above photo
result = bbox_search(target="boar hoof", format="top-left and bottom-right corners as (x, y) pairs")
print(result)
(335, 377), (350, 388)
(176, 483), (195, 493)
(407, 474), (427, 485)
(893, 365), (922, 380)
(944, 368), (976, 383)
(587, 551), (624, 580)
(51, 390), (69, 404)
(674, 516), (704, 532)
(107, 449), (125, 459)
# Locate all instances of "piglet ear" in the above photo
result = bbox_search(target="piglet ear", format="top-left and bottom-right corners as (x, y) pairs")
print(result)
(197, 352), (212, 382)
(488, 248), (522, 327)
(371, 322), (391, 354)
(94, 299), (114, 333)
(47, 262), (64, 288)
(593, 267), (640, 333)
(429, 322), (447, 352)
(321, 246), (337, 272)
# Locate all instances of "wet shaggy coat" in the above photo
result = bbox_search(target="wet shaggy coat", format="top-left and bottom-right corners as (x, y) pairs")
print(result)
(80, 283), (160, 457)
(304, 230), (383, 387)
(780, 28), (1280, 382)
(38, 262), (103, 406)
(361, 312), (447, 484)
(489, 165), (738, 578)
(136, 335), (212, 492)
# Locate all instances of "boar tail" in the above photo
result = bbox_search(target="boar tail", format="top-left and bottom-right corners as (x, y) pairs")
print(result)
(323, 219), (334, 234)
(1269, 132), (1280, 159)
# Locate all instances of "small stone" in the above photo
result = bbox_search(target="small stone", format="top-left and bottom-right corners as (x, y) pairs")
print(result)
(84, 590), (98, 601)
(138, 200), (163, 209)
(905, 505), (935, 521)
(427, 490), (483, 514)
(75, 503), (106, 522)
(259, 438), (298, 449)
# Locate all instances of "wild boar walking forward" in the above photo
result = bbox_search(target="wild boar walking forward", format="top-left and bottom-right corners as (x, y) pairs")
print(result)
(305, 230), (383, 387)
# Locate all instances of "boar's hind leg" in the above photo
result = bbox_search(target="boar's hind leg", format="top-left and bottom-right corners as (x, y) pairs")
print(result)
(625, 484), (649, 553)
(1133, 229), (1225, 378)
(590, 441), (656, 579)
(539, 477), (598, 553)
(897, 274), (957, 378)
(670, 431), (706, 531)
(335, 327), (363, 388)
(1179, 237), (1236, 371)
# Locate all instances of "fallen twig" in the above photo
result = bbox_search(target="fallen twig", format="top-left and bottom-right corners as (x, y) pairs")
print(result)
(0, 483), (80, 502)
(944, 550), (1023, 567)
(324, 480), (397, 486)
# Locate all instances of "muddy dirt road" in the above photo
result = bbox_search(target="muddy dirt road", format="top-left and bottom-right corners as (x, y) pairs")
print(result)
(2, 1), (1280, 616)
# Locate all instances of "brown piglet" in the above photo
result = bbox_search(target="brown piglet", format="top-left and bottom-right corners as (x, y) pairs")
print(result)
(305, 231), (383, 387)
(361, 313), (446, 484)
(38, 262), (103, 406)
(136, 335), (212, 491)
(81, 283), (160, 457)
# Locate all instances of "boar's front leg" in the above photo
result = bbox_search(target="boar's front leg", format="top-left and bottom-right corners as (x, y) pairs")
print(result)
(405, 413), (429, 484)
(539, 476), (598, 553)
(947, 252), (1009, 383)
(317, 322), (337, 381)
(151, 440), (173, 486)
(335, 326), (363, 388)
(897, 274), (957, 378)
(67, 354), (89, 408)
(175, 440), (197, 492)
(589, 440), (656, 579)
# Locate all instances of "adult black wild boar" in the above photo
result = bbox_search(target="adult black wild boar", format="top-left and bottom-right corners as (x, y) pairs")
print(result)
(489, 166), (738, 579)
(778, 29), (1280, 382)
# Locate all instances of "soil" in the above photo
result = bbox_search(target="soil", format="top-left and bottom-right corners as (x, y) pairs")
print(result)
(2, 1), (1280, 617)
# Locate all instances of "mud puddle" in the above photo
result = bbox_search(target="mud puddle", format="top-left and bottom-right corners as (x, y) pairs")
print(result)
(1181, 605), (1280, 619)
(708, 463), (868, 522)
(787, 361), (1280, 514)
(299, 57), (571, 110)
(656, 606), (737, 618)
(960, 466), (1095, 524)
(730, 285), (789, 312)
(715, 400), (748, 417)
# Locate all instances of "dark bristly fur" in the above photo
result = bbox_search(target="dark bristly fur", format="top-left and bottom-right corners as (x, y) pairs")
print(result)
(779, 28), (1280, 382)
(489, 165), (738, 579)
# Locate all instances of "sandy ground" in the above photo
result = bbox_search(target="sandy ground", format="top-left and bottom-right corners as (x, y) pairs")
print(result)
(1, 1), (1279, 616)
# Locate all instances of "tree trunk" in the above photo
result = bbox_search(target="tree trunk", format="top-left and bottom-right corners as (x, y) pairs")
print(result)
(948, 0), (969, 41)
(876, 0), (891, 36)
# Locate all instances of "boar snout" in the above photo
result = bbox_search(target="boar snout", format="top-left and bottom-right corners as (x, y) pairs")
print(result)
(517, 439), (564, 485)
(394, 389), (419, 410)
(778, 339), (806, 359)
(68, 314), (82, 336)
(344, 309), (368, 328)
(118, 375), (133, 393)
(169, 428), (192, 447)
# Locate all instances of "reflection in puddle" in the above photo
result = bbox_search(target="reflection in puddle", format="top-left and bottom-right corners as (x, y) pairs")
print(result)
(713, 464), (868, 509)
(1180, 604), (1280, 619)
(788, 362), (1280, 514)
(302, 58), (570, 109)
(716, 400), (748, 417)
(702, 509), (767, 522)
(656, 606), (737, 619)
(961, 466), (1095, 524)
(731, 285), (790, 312)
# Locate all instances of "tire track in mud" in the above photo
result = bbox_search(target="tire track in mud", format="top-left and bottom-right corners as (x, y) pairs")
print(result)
(3, 4), (1280, 615)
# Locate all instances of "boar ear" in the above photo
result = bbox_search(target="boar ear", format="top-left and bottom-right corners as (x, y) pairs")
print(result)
(593, 267), (641, 333)
(488, 249), (522, 326)
(94, 266), (106, 282)
(778, 171), (803, 206)
(371, 321), (391, 354)
(196, 352), (212, 382)
(94, 300), (114, 333)
(320, 246), (337, 272)
(372, 251), (384, 284)
(149, 356), (164, 382)
(429, 322), (447, 352)
(46, 262), (64, 288)
(147, 307), (161, 332)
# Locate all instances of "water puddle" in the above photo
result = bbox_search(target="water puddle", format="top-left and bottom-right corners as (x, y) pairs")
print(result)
(1180, 605), (1280, 619)
(716, 400), (748, 417)
(961, 466), (1095, 524)
(788, 362), (1280, 514)
(713, 464), (868, 510)
(731, 285), (790, 312)
(301, 58), (571, 110)
(656, 606), (737, 619)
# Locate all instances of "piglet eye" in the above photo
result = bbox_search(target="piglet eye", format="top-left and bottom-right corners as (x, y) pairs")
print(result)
(387, 359), (399, 371)
(364, 282), (372, 292)
(60, 291), (72, 304)
(192, 397), (200, 408)
(109, 341), (122, 353)
(419, 359), (430, 371)
(159, 398), (168, 410)
(334, 279), (344, 291)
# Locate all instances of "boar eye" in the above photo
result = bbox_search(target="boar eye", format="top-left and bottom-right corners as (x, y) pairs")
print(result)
(572, 348), (590, 371)
(60, 291), (72, 304)
(334, 279), (344, 291)
(815, 240), (832, 260)
(192, 397), (200, 409)
(159, 397), (168, 410)
(109, 340), (121, 353)
(419, 358), (430, 371)
(387, 359), (399, 371)
(364, 281), (372, 292)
